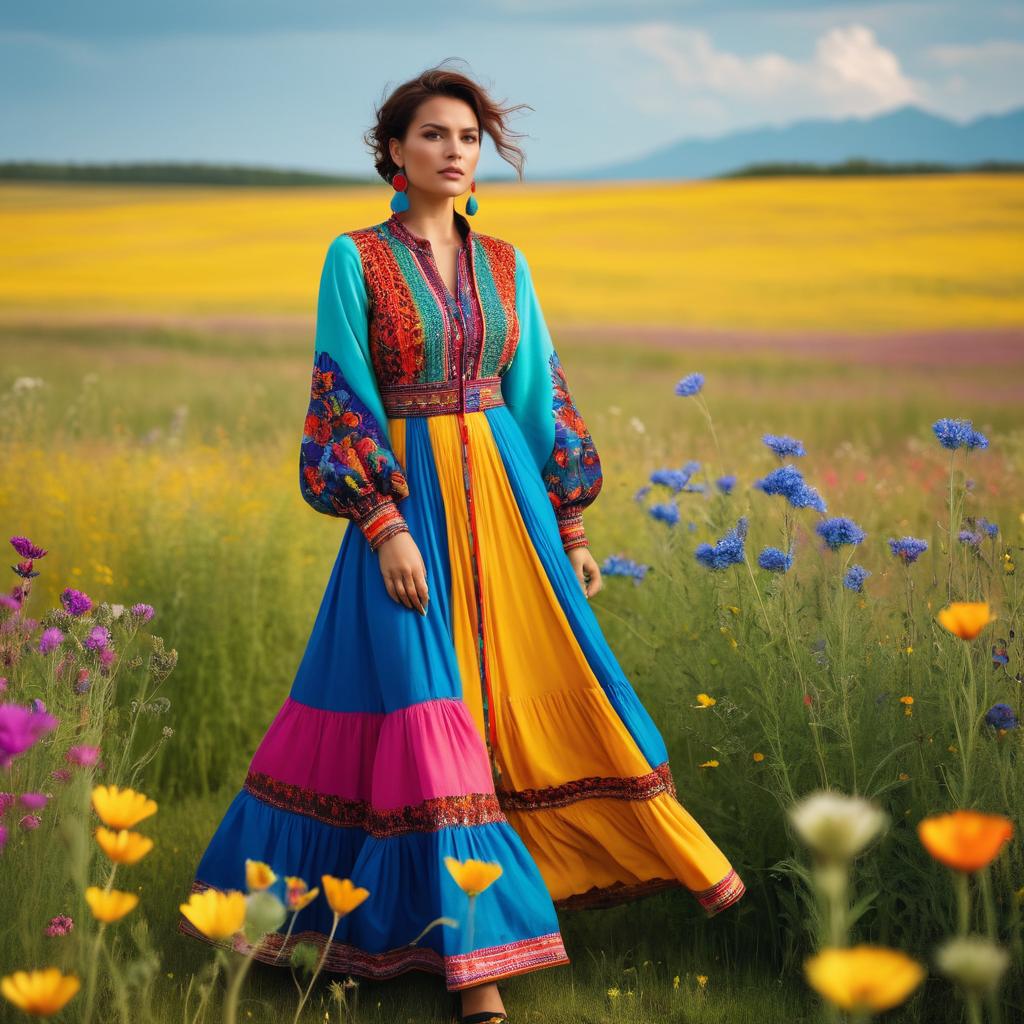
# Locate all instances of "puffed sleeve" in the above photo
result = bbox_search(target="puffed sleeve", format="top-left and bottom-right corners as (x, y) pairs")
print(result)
(501, 246), (603, 552)
(299, 234), (411, 552)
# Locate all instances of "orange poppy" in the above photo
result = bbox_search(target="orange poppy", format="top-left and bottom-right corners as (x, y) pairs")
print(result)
(918, 810), (1014, 872)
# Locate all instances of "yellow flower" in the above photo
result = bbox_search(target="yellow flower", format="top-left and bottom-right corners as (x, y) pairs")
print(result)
(695, 693), (716, 708)
(321, 875), (371, 916)
(918, 810), (1014, 872)
(284, 876), (320, 912)
(936, 601), (997, 640)
(94, 827), (154, 865)
(948, 744), (958, 754)
(898, 773), (910, 781)
(900, 696), (914, 705)
(443, 858), (502, 898)
(607, 987), (620, 998)
(696, 974), (708, 988)
(91, 785), (157, 830)
(698, 760), (719, 769)
(672, 974), (680, 989)
(727, 605), (740, 615)
(905, 646), (913, 655)
(245, 859), (277, 891)
(180, 888), (246, 939)
(1, 968), (80, 1016)
(752, 752), (765, 762)
(805, 945), (924, 1012)
(85, 886), (139, 923)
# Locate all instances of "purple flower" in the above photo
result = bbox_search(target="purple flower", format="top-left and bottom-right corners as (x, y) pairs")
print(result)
(984, 703), (1018, 730)
(958, 530), (982, 547)
(600, 554), (650, 584)
(932, 418), (989, 451)
(59, 587), (92, 617)
(0, 703), (60, 768)
(758, 546), (793, 573)
(0, 591), (23, 612)
(45, 914), (74, 937)
(0, 792), (15, 815)
(977, 517), (999, 538)
(816, 517), (867, 549)
(19, 813), (41, 831)
(98, 646), (116, 671)
(10, 536), (47, 560)
(51, 768), (73, 783)
(633, 484), (652, 503)
(762, 434), (806, 459)
(13, 560), (40, 580)
(66, 744), (100, 767)
(38, 627), (65, 655)
(84, 625), (111, 652)
(130, 603), (155, 623)
(715, 474), (736, 494)
(20, 792), (48, 810)
(843, 565), (871, 592)
(649, 502), (680, 526)
(754, 464), (827, 513)
(695, 517), (748, 571)
(888, 536), (929, 565)
(31, 698), (46, 714)
(674, 372), (704, 397)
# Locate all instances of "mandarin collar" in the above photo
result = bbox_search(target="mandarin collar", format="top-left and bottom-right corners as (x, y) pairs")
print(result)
(386, 210), (471, 251)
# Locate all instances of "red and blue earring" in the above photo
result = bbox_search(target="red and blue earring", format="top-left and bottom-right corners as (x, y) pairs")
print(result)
(390, 167), (409, 213)
(465, 179), (478, 216)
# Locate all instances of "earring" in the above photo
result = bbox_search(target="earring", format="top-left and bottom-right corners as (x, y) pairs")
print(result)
(390, 168), (409, 213)
(465, 179), (478, 216)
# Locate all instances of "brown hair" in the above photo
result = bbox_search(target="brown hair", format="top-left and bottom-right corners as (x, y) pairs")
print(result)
(364, 59), (533, 184)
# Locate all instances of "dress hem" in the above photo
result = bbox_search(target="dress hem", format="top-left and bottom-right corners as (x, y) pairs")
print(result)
(552, 867), (746, 916)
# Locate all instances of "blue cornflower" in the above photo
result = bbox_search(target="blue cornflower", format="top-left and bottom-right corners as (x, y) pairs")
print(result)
(977, 517), (999, 538)
(762, 434), (806, 459)
(992, 643), (1009, 667)
(754, 464), (827, 513)
(958, 530), (982, 547)
(649, 502), (680, 526)
(715, 474), (736, 494)
(888, 536), (929, 564)
(633, 484), (652, 503)
(758, 546), (793, 573)
(843, 564), (871, 592)
(694, 516), (748, 571)
(932, 417), (990, 451)
(675, 372), (704, 397)
(984, 703), (1018, 731)
(816, 516), (867, 549)
(651, 461), (704, 494)
(600, 554), (650, 584)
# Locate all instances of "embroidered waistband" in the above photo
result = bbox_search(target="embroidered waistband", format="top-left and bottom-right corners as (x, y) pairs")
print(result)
(379, 376), (505, 418)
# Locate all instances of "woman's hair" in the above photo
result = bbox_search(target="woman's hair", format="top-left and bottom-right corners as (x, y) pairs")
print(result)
(364, 59), (532, 184)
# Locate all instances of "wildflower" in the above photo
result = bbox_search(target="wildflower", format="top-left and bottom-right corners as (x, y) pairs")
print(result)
(931, 418), (989, 450)
(695, 693), (716, 708)
(695, 517), (748, 571)
(0, 704), (59, 769)
(51, 768), (72, 783)
(284, 876), (320, 913)
(651, 462), (702, 493)
(984, 703), (1018, 731)
(633, 484), (651, 502)
(976, 517), (998, 538)
(816, 517), (866, 549)
(13, 560), (39, 580)
(992, 642), (1009, 667)
(698, 760), (719, 768)
(788, 790), (888, 862)
(842, 565), (870, 593)
(66, 745), (100, 767)
(59, 588), (92, 617)
(674, 372), (704, 397)
(37, 628), (64, 655)
(607, 986), (621, 998)
(95, 828), (154, 865)
(44, 914), (74, 937)
(936, 601), (996, 640)
(600, 554), (650, 583)
(129, 603), (155, 623)
(649, 502), (680, 526)
(758, 546), (793, 573)
(443, 859), (501, 899)
(83, 626), (111, 652)
(804, 945), (924, 1013)
(180, 888), (246, 939)
(803, 693), (813, 706)
(0, 968), (80, 1015)
(10, 536), (48, 560)
(20, 792), (48, 811)
(19, 814), (41, 830)
(754, 465), (827, 512)
(762, 434), (806, 459)
(84, 886), (139, 923)
(900, 696), (914, 717)
(0, 825), (6, 851)
(715, 474), (736, 494)
(73, 669), (91, 695)
(752, 752), (765, 762)
(672, 974), (680, 989)
(958, 529), (983, 547)
(245, 859), (278, 891)
(91, 785), (157, 829)
(696, 974), (708, 988)
(917, 810), (1013, 872)
(888, 536), (928, 565)
(898, 772), (910, 781)
(98, 646), (116, 671)
(934, 936), (1010, 995)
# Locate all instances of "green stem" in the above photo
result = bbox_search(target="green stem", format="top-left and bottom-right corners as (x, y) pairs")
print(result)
(291, 912), (340, 1024)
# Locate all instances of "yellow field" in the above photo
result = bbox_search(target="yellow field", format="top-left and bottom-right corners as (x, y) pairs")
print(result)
(1, 175), (1021, 331)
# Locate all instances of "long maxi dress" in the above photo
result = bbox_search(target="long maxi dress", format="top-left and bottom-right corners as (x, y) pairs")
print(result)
(178, 209), (746, 991)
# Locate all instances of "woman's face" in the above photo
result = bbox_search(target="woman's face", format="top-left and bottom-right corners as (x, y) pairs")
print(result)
(389, 95), (480, 199)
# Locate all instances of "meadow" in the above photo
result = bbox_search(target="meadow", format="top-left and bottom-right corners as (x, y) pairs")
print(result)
(0, 176), (1021, 1022)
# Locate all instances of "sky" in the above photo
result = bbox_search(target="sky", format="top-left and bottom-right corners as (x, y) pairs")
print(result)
(2, 1), (1022, 179)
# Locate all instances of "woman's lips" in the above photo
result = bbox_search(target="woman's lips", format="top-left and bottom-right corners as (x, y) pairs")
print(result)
(440, 169), (463, 178)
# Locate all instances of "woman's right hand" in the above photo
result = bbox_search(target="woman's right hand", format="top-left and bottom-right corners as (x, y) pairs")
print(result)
(376, 531), (430, 614)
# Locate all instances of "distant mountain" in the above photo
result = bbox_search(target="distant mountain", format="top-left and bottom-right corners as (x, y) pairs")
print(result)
(566, 104), (1024, 180)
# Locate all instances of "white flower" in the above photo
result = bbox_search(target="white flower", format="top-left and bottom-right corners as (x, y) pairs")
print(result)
(935, 936), (1009, 994)
(629, 417), (646, 434)
(13, 376), (44, 393)
(109, 604), (125, 619)
(788, 790), (888, 862)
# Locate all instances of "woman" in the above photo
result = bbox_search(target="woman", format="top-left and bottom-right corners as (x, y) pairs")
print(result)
(180, 64), (745, 1024)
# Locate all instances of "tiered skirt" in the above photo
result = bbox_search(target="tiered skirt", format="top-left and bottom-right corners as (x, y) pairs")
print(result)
(178, 403), (745, 991)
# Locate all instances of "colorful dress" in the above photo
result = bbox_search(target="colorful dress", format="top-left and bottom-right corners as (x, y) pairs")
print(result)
(179, 209), (745, 991)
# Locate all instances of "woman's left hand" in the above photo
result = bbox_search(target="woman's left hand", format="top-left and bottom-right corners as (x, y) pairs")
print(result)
(567, 546), (602, 599)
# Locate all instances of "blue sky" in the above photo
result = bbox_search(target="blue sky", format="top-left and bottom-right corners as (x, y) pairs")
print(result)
(2, 1), (1022, 178)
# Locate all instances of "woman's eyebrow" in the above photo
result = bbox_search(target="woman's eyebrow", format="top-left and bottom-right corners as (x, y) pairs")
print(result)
(419, 122), (478, 131)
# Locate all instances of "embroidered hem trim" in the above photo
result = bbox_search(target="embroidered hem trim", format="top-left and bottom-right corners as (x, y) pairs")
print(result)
(243, 760), (678, 834)
(178, 880), (570, 991)
(552, 867), (746, 916)
(694, 867), (746, 916)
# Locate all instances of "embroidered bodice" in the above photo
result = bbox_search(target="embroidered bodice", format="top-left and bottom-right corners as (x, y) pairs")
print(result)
(299, 209), (602, 552)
